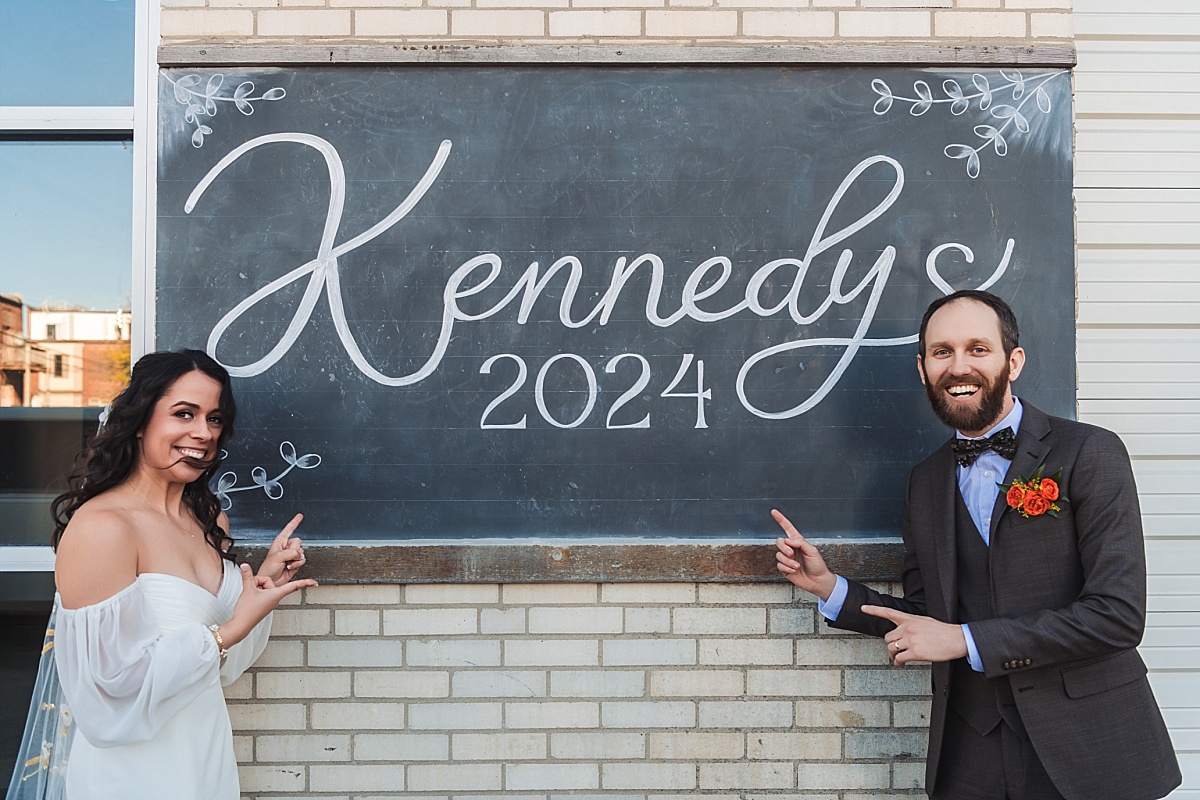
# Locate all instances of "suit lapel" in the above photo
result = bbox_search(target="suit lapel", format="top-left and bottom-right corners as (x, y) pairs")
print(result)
(990, 403), (1053, 543)
(928, 442), (960, 620)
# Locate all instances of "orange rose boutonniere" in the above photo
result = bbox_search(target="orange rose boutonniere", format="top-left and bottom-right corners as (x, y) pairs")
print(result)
(999, 464), (1068, 519)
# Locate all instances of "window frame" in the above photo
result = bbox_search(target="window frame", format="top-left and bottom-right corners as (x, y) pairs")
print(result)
(0, 0), (156, 572)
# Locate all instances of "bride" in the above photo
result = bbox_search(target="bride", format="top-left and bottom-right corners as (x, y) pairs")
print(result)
(15, 349), (316, 799)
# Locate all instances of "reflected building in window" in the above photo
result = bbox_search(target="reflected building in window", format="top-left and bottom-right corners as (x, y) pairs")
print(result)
(0, 295), (130, 408)
(0, 293), (48, 407)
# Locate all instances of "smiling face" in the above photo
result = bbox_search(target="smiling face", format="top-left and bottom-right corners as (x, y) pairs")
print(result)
(136, 370), (226, 481)
(917, 298), (1025, 438)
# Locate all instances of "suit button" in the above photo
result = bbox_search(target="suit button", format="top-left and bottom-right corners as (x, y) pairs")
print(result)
(1024, 658), (1032, 666)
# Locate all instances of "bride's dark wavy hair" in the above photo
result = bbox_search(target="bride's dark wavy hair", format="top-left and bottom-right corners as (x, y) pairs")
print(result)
(51, 349), (238, 561)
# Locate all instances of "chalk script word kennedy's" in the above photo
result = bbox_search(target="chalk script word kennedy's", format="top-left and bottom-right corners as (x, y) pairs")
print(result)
(185, 133), (1012, 422)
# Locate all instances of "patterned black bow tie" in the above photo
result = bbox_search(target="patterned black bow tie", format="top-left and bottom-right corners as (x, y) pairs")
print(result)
(950, 428), (1017, 467)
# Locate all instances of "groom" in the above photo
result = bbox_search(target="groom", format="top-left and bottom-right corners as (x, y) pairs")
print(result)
(774, 290), (1180, 799)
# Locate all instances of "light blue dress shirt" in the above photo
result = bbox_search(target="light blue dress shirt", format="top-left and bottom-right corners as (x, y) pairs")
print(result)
(817, 400), (1024, 672)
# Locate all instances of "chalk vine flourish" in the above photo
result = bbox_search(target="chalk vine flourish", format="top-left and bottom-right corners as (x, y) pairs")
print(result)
(871, 70), (1064, 178)
(165, 73), (286, 148)
(214, 441), (322, 510)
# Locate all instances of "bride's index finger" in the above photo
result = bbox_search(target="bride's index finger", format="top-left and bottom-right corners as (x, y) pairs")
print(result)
(279, 578), (318, 597)
(272, 513), (304, 549)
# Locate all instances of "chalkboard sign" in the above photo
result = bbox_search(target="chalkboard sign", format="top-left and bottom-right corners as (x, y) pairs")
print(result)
(156, 65), (1075, 541)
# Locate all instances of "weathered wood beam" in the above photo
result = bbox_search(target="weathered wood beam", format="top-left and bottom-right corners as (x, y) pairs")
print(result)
(159, 43), (1076, 68)
(236, 539), (905, 584)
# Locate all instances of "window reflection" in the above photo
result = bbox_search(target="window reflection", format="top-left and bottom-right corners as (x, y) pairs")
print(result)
(0, 142), (132, 544)
(0, 140), (132, 402)
(0, 142), (132, 304)
(0, 0), (135, 107)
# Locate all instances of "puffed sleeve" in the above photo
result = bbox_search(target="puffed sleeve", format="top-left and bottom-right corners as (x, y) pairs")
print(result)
(53, 583), (221, 748)
(220, 611), (272, 686)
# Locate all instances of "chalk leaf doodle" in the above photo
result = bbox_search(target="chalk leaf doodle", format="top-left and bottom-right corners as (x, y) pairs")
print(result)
(165, 73), (286, 148)
(871, 70), (1063, 178)
(214, 441), (322, 510)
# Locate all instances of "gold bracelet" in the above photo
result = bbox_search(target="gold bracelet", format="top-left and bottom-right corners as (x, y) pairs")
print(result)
(208, 624), (229, 662)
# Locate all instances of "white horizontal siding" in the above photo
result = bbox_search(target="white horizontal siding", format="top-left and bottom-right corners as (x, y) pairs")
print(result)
(1078, 249), (1200, 282)
(1084, 383), (1195, 402)
(1078, 363), (1200, 384)
(1076, 188), (1200, 224)
(1076, 91), (1200, 118)
(1077, 8), (1200, 38)
(1076, 189), (1200, 246)
(1080, 284), (1200, 304)
(1079, 339), (1200, 368)
(1076, 249), (1200, 326)
(1077, 0), (1200, 13)
(1082, 416), (1200, 436)
(1076, 43), (1200, 77)
(1149, 663), (1200, 709)
(1077, 1), (1200, 793)
(1076, 43), (1200, 82)
(1151, 575), (1200, 599)
(1078, 143), (1200, 174)
(1132, 462), (1200, 537)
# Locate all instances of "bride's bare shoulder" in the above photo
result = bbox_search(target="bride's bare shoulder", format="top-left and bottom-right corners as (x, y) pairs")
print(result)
(55, 493), (141, 609)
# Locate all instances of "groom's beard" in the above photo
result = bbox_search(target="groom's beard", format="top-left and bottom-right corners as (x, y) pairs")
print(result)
(924, 361), (1011, 434)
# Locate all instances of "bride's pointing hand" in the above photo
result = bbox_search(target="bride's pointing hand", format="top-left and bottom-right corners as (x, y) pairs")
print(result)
(257, 513), (307, 586)
(221, 563), (316, 647)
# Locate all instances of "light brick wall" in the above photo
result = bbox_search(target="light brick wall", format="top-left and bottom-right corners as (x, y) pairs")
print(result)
(229, 581), (931, 798)
(160, 0), (1072, 45)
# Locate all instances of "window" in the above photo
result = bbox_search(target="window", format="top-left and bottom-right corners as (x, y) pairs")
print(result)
(0, 0), (152, 554)
(1, 3), (152, 786)
(0, 2), (135, 107)
(0, 0), (151, 608)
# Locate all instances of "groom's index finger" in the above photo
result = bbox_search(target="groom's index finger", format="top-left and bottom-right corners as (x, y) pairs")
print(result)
(772, 511), (817, 555)
(861, 605), (905, 622)
(770, 509), (801, 537)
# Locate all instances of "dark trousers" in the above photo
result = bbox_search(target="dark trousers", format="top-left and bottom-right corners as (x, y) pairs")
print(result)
(933, 709), (1065, 800)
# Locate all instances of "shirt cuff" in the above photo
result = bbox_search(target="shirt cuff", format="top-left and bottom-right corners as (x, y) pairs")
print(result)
(817, 575), (849, 621)
(962, 623), (983, 672)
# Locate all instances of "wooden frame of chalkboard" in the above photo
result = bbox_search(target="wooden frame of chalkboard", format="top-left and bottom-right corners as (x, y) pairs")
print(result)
(156, 58), (1075, 583)
(158, 43), (1077, 68)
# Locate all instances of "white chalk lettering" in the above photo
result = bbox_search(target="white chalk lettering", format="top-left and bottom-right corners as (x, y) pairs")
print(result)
(187, 134), (1013, 422)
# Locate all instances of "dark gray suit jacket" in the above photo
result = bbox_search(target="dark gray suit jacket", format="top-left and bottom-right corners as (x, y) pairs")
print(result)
(831, 403), (1181, 799)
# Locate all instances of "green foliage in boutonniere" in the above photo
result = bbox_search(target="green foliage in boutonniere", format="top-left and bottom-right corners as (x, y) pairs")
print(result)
(999, 463), (1069, 518)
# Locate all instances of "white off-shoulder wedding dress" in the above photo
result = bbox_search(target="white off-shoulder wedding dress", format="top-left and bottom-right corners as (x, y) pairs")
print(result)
(53, 560), (270, 799)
